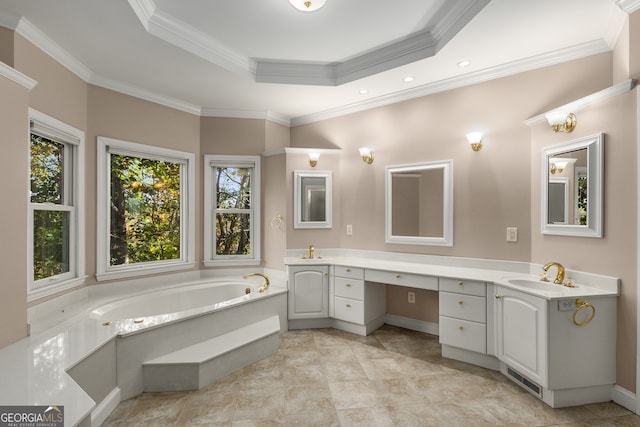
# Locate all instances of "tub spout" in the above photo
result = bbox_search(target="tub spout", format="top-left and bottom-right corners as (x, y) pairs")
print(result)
(243, 273), (270, 293)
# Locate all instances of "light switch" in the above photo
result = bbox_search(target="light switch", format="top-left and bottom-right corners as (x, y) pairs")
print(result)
(506, 227), (518, 242)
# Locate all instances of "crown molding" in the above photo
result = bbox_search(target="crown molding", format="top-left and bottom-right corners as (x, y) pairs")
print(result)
(127, 0), (255, 79)
(616, 0), (640, 13)
(290, 39), (612, 127)
(0, 61), (37, 90)
(14, 17), (92, 82)
(524, 79), (636, 126)
(262, 147), (341, 157)
(89, 74), (202, 116)
(201, 108), (291, 127)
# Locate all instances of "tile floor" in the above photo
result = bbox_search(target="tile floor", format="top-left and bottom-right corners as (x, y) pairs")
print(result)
(103, 325), (639, 426)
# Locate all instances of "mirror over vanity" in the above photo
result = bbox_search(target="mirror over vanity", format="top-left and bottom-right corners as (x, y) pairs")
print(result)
(541, 133), (603, 237)
(385, 160), (453, 246)
(293, 171), (332, 229)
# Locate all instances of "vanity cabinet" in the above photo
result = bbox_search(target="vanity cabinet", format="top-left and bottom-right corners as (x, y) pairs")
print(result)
(332, 266), (386, 335)
(439, 278), (487, 354)
(288, 265), (329, 319)
(494, 286), (547, 386)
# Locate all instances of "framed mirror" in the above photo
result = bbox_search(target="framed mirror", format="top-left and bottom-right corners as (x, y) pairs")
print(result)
(541, 133), (603, 237)
(385, 160), (453, 246)
(294, 171), (332, 229)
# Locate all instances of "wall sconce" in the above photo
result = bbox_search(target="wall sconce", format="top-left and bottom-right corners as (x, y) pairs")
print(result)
(308, 152), (320, 167)
(359, 147), (374, 164)
(545, 111), (576, 133)
(550, 160), (568, 174)
(466, 132), (483, 152)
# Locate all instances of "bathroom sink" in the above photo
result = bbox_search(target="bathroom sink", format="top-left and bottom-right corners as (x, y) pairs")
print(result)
(505, 278), (577, 292)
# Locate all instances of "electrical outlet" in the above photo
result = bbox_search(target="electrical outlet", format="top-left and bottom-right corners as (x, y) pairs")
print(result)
(346, 224), (353, 235)
(506, 227), (518, 242)
(408, 291), (415, 304)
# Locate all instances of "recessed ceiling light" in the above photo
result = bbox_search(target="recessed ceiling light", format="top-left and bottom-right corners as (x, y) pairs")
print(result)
(403, 76), (415, 83)
(457, 60), (471, 68)
(359, 89), (368, 95)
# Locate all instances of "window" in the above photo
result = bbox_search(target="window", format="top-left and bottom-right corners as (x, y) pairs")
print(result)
(28, 109), (85, 299)
(204, 155), (260, 266)
(97, 137), (195, 280)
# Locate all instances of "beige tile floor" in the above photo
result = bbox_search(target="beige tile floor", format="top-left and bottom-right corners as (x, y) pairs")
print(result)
(103, 325), (640, 426)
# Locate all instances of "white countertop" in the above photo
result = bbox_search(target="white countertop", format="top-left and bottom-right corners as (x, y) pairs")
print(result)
(284, 249), (620, 300)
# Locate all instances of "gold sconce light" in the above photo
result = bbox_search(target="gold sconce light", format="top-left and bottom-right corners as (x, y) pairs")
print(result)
(359, 147), (374, 164)
(466, 131), (483, 152)
(550, 160), (568, 174)
(308, 152), (320, 167)
(288, 0), (327, 12)
(545, 111), (576, 133)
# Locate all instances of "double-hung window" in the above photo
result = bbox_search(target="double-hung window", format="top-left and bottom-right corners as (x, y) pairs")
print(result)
(28, 109), (85, 299)
(204, 155), (260, 266)
(96, 137), (195, 280)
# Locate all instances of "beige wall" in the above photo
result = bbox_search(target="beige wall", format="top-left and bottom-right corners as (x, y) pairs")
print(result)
(0, 75), (29, 347)
(263, 154), (287, 270)
(531, 92), (638, 391)
(0, 27), (13, 65)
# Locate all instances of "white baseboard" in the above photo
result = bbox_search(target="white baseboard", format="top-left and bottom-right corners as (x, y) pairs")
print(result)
(611, 384), (637, 413)
(384, 314), (439, 336)
(92, 387), (121, 427)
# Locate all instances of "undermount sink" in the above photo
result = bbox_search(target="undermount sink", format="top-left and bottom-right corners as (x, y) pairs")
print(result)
(505, 278), (577, 292)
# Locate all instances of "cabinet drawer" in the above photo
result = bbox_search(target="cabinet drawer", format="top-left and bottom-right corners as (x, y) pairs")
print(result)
(439, 277), (486, 297)
(333, 266), (364, 280)
(439, 316), (486, 354)
(439, 292), (486, 323)
(334, 297), (364, 324)
(365, 269), (438, 290)
(334, 277), (364, 300)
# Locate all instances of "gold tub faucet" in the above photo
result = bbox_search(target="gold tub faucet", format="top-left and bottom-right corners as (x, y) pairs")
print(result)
(243, 273), (270, 293)
(542, 262), (565, 284)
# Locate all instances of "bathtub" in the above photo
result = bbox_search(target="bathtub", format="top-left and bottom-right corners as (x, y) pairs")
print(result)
(88, 277), (288, 400)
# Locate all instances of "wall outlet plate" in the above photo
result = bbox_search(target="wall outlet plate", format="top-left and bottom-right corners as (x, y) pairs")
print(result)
(558, 299), (576, 311)
(506, 227), (518, 242)
(408, 291), (415, 304)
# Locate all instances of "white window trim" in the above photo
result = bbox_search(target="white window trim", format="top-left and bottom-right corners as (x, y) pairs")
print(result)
(203, 155), (261, 266)
(96, 136), (196, 281)
(27, 109), (86, 301)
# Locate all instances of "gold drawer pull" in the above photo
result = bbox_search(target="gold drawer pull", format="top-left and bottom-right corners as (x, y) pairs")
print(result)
(346, 283), (351, 287)
(346, 304), (351, 308)
(495, 295), (501, 299)
(458, 326), (464, 331)
(458, 301), (463, 305)
(458, 281), (464, 286)
(396, 274), (401, 279)
(346, 268), (351, 272)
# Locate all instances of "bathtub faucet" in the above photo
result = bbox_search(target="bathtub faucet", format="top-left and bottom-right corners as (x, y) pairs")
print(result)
(243, 273), (270, 293)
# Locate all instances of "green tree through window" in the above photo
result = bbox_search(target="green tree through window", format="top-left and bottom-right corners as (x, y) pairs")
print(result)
(110, 154), (181, 265)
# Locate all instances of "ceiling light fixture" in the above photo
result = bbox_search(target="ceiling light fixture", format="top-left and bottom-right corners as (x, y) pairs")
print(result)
(403, 76), (415, 83)
(358, 89), (368, 95)
(457, 60), (471, 68)
(288, 0), (327, 12)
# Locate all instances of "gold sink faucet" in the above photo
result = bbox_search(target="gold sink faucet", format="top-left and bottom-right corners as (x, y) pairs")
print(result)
(542, 262), (565, 284)
(243, 273), (270, 293)
(308, 245), (315, 259)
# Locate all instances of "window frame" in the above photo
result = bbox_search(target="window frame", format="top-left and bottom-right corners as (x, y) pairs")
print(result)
(203, 155), (261, 266)
(27, 109), (86, 300)
(96, 136), (195, 281)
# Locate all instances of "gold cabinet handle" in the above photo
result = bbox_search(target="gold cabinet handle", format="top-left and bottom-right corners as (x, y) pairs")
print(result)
(324, 272), (328, 276)
(458, 301), (463, 305)
(346, 283), (351, 287)
(346, 304), (351, 308)
(495, 295), (501, 299)
(396, 274), (401, 279)
(458, 326), (464, 331)
(458, 281), (464, 286)
(346, 268), (351, 272)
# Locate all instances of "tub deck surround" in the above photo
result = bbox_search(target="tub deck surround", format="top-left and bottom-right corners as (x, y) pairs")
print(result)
(284, 248), (620, 298)
(2, 274), (287, 427)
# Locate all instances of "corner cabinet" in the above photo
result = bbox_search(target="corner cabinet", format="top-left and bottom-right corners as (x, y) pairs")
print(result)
(287, 265), (329, 319)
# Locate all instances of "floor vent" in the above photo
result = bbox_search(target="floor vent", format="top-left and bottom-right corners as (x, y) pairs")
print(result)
(506, 367), (542, 398)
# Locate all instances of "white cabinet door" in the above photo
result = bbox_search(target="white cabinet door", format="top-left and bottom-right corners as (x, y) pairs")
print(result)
(288, 265), (329, 319)
(495, 286), (547, 386)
